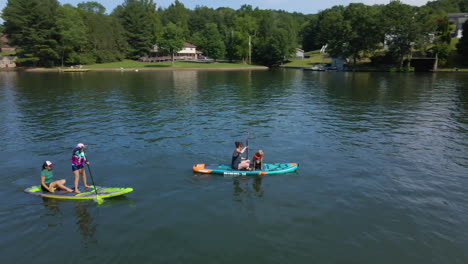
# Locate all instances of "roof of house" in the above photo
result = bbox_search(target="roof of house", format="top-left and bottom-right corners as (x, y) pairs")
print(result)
(448, 13), (468, 20)
(184, 43), (196, 48)
(0, 34), (11, 46)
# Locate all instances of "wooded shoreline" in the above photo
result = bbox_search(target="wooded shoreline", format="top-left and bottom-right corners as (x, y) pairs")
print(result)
(6, 67), (269, 72)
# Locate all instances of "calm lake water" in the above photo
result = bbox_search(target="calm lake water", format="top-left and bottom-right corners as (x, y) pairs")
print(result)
(0, 70), (467, 263)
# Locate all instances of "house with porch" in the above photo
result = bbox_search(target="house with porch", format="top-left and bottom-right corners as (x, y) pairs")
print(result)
(0, 56), (18, 68)
(143, 42), (202, 62)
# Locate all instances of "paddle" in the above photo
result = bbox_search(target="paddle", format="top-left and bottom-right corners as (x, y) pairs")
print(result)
(246, 132), (250, 162)
(83, 151), (103, 205)
(85, 163), (104, 205)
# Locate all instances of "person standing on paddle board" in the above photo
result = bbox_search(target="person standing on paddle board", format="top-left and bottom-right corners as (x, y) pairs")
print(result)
(40, 161), (73, 193)
(71, 143), (91, 193)
(232, 141), (252, 171)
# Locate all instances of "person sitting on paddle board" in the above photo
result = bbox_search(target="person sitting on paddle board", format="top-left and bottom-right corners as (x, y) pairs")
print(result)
(71, 143), (91, 193)
(232, 141), (252, 171)
(40, 161), (73, 193)
(252, 150), (264, 170)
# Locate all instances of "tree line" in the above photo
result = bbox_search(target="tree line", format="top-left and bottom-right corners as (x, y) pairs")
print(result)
(1, 0), (307, 67)
(1, 0), (468, 67)
(302, 0), (468, 68)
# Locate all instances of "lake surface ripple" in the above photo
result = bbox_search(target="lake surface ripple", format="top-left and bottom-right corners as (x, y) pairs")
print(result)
(0, 70), (467, 263)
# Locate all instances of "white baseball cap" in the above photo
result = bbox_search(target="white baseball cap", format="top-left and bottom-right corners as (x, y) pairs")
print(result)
(43, 161), (54, 167)
(76, 143), (86, 148)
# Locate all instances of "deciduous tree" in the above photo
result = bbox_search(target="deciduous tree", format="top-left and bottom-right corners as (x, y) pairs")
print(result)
(158, 22), (185, 65)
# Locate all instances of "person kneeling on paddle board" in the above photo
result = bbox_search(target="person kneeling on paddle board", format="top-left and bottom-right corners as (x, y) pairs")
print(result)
(71, 143), (91, 193)
(40, 161), (73, 193)
(232, 141), (252, 171)
(252, 150), (264, 170)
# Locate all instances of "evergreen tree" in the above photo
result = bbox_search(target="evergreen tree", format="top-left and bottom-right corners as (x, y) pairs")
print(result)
(3, 0), (61, 66)
(79, 3), (127, 63)
(114, 0), (158, 59)
(56, 4), (87, 66)
(161, 0), (189, 36)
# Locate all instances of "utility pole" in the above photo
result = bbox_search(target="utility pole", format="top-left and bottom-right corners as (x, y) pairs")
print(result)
(248, 35), (251, 65)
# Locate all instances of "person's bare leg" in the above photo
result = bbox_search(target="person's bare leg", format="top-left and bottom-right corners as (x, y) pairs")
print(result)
(53, 179), (73, 192)
(238, 161), (252, 171)
(81, 169), (91, 188)
(73, 170), (81, 193)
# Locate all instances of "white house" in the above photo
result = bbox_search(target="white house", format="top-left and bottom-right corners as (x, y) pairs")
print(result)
(295, 48), (304, 60)
(448, 13), (468, 38)
(177, 43), (201, 60)
(0, 56), (18, 68)
(150, 42), (202, 60)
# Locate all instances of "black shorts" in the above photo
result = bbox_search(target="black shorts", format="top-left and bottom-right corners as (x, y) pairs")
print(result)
(41, 185), (50, 192)
(72, 164), (84, 171)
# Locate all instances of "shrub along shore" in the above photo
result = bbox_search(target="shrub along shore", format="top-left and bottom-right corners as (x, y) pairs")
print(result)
(12, 60), (269, 72)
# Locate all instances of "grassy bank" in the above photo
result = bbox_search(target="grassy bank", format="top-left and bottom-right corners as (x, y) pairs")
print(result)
(0, 51), (16, 56)
(68, 60), (267, 70)
(282, 50), (331, 68)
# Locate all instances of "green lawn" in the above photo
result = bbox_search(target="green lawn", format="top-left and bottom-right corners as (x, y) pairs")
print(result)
(0, 51), (16, 56)
(71, 60), (266, 70)
(282, 50), (331, 67)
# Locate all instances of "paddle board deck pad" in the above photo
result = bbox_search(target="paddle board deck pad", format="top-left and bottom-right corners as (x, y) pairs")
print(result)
(24, 185), (133, 200)
(193, 163), (298, 176)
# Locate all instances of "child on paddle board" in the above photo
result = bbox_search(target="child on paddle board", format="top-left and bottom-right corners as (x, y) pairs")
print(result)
(71, 143), (91, 193)
(252, 150), (264, 170)
(232, 141), (252, 171)
(40, 161), (73, 193)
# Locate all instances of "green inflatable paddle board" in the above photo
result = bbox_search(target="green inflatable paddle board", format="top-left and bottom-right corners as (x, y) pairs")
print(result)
(24, 185), (133, 200)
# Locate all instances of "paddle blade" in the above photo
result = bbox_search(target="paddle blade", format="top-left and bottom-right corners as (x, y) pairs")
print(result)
(94, 195), (104, 205)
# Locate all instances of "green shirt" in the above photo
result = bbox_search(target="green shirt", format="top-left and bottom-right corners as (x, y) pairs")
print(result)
(41, 169), (54, 185)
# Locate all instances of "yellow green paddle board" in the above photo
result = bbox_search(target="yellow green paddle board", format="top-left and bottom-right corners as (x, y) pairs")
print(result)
(24, 185), (133, 200)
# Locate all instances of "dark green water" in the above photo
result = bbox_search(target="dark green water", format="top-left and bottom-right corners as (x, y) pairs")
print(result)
(0, 70), (467, 263)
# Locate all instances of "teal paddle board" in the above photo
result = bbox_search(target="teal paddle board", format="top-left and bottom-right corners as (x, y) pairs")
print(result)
(193, 163), (298, 176)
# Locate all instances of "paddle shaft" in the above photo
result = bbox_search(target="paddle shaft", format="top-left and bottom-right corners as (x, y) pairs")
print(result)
(85, 162), (99, 196)
(246, 132), (249, 159)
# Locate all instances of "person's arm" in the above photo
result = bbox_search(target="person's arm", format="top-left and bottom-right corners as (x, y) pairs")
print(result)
(40, 176), (54, 193)
(240, 146), (248, 153)
(240, 146), (249, 160)
(83, 152), (90, 165)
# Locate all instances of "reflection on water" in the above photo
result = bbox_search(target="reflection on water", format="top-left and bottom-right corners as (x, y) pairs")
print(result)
(1, 70), (467, 263)
(253, 176), (264, 197)
(233, 176), (264, 198)
(74, 203), (96, 244)
(41, 198), (97, 245)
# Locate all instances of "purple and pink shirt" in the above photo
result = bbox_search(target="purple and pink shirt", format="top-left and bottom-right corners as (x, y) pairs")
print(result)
(71, 147), (87, 166)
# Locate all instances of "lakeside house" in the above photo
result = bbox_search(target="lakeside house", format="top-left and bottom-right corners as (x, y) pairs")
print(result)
(142, 42), (203, 62)
(448, 13), (468, 38)
(0, 34), (16, 53)
(0, 56), (18, 68)
(295, 48), (304, 60)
